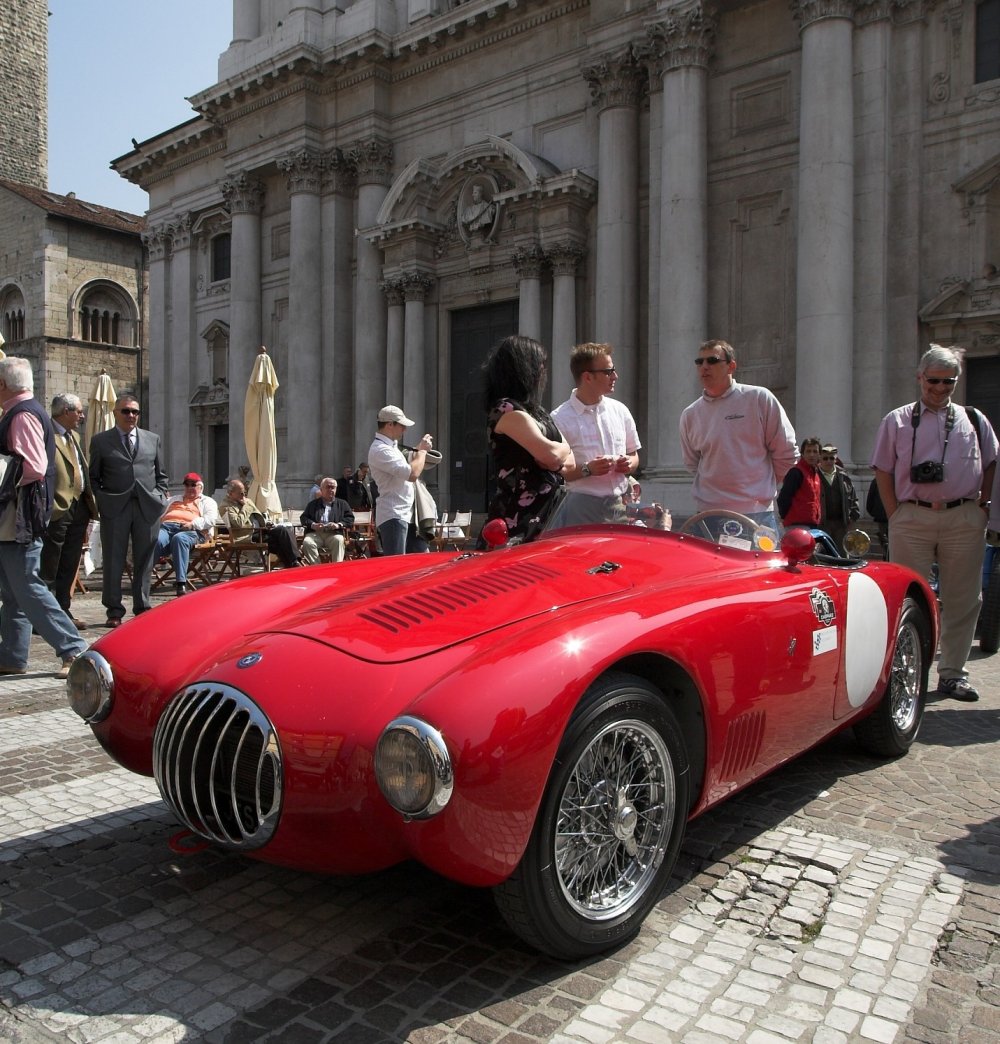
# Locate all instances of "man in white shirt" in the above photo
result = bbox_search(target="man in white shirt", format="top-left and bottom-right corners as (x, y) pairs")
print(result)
(550, 343), (640, 526)
(367, 405), (434, 555)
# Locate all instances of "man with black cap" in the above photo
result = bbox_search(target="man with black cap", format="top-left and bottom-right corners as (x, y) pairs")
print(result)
(368, 405), (434, 555)
(155, 473), (219, 596)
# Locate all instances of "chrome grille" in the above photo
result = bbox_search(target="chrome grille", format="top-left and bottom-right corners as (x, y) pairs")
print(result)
(153, 684), (282, 850)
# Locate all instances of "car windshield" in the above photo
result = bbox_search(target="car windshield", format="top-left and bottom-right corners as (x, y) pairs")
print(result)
(540, 491), (780, 552)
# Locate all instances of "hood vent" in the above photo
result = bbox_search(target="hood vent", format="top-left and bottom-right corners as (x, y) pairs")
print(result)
(356, 561), (561, 634)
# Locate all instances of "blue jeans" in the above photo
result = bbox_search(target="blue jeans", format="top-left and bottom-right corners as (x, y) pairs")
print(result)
(0, 539), (88, 668)
(378, 519), (429, 556)
(156, 523), (200, 582)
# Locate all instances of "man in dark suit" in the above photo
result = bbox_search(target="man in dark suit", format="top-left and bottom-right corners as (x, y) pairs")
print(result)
(40, 393), (98, 627)
(89, 394), (168, 626)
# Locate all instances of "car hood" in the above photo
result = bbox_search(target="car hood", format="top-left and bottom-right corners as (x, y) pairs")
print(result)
(247, 541), (635, 663)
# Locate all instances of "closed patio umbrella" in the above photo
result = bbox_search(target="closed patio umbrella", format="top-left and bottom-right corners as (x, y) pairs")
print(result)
(85, 370), (117, 451)
(244, 345), (282, 517)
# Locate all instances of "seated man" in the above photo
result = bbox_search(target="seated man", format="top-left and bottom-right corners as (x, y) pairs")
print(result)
(156, 472), (219, 595)
(300, 477), (354, 564)
(219, 479), (301, 569)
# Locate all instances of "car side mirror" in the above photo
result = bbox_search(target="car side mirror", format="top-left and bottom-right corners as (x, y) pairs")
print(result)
(781, 527), (815, 566)
(481, 518), (509, 549)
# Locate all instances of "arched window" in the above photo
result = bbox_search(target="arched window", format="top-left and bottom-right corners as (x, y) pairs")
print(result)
(212, 234), (231, 282)
(77, 283), (137, 346)
(978, 0), (1000, 83)
(1, 286), (26, 342)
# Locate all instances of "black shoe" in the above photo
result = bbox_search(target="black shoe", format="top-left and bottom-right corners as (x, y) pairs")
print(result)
(174, 582), (186, 597)
(939, 677), (979, 702)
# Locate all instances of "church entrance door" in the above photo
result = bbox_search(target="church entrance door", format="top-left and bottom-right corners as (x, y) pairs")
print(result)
(449, 301), (518, 511)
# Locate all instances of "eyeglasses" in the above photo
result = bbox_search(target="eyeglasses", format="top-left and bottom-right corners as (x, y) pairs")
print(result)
(119, 408), (140, 416)
(587, 367), (617, 376)
(923, 377), (957, 386)
(183, 481), (200, 487)
(820, 455), (836, 461)
(695, 356), (725, 366)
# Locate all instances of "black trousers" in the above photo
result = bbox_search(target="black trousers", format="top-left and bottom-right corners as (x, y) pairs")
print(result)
(40, 498), (90, 612)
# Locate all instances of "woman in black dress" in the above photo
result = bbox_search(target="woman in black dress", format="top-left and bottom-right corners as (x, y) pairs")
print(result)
(481, 336), (574, 544)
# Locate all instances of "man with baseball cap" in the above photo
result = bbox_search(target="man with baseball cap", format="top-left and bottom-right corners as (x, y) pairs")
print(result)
(155, 472), (219, 595)
(368, 405), (434, 555)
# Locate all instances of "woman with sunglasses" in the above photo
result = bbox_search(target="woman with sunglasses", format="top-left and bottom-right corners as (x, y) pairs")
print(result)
(479, 335), (574, 546)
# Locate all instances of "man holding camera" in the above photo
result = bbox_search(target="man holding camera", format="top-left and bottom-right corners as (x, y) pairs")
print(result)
(872, 344), (998, 702)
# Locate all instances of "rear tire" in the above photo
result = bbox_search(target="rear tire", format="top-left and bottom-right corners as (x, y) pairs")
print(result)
(854, 597), (929, 757)
(493, 673), (690, 959)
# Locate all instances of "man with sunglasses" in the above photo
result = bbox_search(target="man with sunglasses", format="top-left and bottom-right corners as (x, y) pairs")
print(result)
(89, 395), (168, 627)
(872, 344), (997, 702)
(679, 339), (797, 533)
(550, 342), (640, 526)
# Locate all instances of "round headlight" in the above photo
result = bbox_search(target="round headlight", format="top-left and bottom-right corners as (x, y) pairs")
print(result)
(375, 716), (453, 818)
(843, 528), (872, 558)
(66, 651), (114, 723)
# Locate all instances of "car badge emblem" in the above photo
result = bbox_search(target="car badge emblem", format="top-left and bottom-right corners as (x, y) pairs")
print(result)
(237, 652), (262, 669)
(809, 589), (836, 626)
(721, 519), (744, 537)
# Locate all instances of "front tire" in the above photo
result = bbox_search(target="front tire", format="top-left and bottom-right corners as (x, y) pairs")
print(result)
(494, 673), (690, 959)
(854, 597), (929, 757)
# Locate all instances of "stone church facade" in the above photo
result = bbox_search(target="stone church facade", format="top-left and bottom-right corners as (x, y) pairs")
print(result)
(0, 0), (147, 417)
(114, 0), (1000, 510)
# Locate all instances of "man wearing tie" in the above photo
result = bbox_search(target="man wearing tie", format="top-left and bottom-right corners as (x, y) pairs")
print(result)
(89, 394), (168, 627)
(40, 393), (98, 627)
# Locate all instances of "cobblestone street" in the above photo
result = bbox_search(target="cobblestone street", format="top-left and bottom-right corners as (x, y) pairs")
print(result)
(1, 589), (998, 1043)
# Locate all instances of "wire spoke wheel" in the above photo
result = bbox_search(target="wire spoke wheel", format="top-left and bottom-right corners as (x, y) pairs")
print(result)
(554, 719), (673, 920)
(493, 674), (690, 959)
(889, 617), (921, 733)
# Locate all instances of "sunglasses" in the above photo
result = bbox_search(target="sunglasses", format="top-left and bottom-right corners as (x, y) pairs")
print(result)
(820, 455), (836, 461)
(587, 367), (617, 376)
(119, 408), (140, 416)
(695, 356), (725, 366)
(923, 377), (957, 386)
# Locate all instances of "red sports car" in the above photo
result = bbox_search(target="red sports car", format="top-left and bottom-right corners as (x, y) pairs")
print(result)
(67, 513), (935, 959)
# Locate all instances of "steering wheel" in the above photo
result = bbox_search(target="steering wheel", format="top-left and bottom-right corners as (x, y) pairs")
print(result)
(679, 509), (770, 549)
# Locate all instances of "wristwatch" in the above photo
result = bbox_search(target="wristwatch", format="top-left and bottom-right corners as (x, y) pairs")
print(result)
(581, 461), (592, 478)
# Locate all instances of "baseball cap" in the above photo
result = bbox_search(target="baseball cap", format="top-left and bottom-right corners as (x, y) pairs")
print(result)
(378, 405), (414, 426)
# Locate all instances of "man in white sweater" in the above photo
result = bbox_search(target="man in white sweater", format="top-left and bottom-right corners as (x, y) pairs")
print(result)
(679, 339), (797, 533)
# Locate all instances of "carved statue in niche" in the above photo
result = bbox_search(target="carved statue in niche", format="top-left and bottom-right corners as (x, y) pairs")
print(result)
(458, 175), (501, 243)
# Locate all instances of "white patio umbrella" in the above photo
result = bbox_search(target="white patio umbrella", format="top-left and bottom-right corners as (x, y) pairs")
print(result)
(244, 345), (283, 517)
(85, 370), (117, 450)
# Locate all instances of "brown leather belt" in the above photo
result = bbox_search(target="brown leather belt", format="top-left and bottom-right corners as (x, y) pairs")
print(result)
(903, 498), (972, 510)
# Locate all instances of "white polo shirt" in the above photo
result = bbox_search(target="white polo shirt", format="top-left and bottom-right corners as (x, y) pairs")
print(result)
(551, 391), (641, 498)
(367, 431), (414, 526)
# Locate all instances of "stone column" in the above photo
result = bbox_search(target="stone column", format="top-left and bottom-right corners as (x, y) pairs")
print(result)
(143, 225), (169, 442)
(322, 150), (357, 464)
(221, 173), (265, 476)
(167, 215), (194, 475)
(403, 274), (435, 428)
(512, 245), (546, 343)
(233, 0), (260, 43)
(278, 148), (323, 488)
(582, 47), (644, 408)
(647, 8), (715, 471)
(348, 138), (393, 459)
(549, 242), (585, 404)
(383, 279), (405, 407)
(793, 0), (856, 461)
